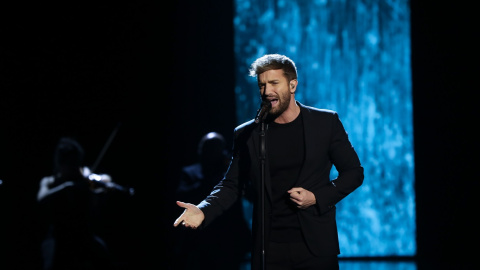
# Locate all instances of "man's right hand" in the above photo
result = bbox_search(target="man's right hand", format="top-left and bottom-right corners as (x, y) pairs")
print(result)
(173, 201), (205, 229)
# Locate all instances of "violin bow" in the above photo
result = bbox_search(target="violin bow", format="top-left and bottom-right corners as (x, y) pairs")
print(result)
(90, 122), (121, 173)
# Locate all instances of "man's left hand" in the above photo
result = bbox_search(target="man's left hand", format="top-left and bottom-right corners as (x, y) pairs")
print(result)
(288, 187), (316, 209)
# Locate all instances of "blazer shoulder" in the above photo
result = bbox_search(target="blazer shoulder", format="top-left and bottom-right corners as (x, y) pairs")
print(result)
(299, 103), (338, 118)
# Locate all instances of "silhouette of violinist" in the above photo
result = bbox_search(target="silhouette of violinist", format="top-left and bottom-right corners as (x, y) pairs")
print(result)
(36, 137), (117, 270)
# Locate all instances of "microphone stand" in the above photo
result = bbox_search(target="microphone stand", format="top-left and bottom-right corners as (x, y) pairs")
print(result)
(255, 99), (270, 269)
(259, 116), (267, 270)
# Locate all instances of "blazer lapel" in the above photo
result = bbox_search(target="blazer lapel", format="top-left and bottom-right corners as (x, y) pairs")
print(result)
(295, 103), (314, 188)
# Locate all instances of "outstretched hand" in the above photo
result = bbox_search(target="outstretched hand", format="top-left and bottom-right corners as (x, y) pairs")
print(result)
(173, 201), (205, 229)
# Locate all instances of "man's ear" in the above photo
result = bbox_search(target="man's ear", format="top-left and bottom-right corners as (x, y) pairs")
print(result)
(290, 79), (298, 93)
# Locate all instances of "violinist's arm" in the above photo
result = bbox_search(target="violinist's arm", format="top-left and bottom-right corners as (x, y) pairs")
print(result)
(86, 170), (134, 196)
(37, 176), (74, 202)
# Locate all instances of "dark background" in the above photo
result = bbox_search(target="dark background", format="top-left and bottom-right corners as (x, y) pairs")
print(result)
(0, 1), (478, 269)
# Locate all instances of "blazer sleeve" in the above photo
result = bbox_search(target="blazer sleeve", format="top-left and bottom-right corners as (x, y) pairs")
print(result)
(314, 112), (364, 214)
(196, 125), (247, 228)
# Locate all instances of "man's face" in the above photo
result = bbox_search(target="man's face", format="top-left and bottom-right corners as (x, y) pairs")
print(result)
(257, 69), (294, 118)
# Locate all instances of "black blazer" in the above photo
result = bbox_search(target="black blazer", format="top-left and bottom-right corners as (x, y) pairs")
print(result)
(198, 101), (364, 270)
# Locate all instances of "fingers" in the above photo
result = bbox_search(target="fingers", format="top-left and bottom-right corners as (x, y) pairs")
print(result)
(288, 189), (303, 201)
(288, 188), (306, 206)
(173, 216), (183, 227)
(173, 218), (198, 229)
(176, 201), (187, 208)
(176, 201), (198, 212)
(288, 188), (316, 209)
(181, 221), (198, 229)
(173, 201), (199, 228)
(288, 187), (304, 194)
(173, 201), (187, 227)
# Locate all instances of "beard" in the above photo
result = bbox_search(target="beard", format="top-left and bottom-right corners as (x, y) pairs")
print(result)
(266, 90), (291, 120)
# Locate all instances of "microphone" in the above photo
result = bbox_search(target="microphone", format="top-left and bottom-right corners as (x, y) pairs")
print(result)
(255, 101), (272, 123)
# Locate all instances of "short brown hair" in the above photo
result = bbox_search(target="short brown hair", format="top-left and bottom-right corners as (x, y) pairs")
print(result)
(249, 54), (298, 82)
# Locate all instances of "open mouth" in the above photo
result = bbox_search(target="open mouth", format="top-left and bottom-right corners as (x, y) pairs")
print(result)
(268, 98), (279, 107)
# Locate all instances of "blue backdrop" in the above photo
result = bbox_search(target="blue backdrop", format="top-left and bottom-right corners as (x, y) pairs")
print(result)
(234, 0), (415, 258)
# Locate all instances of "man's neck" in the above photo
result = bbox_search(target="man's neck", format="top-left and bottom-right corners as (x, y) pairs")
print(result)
(274, 100), (300, 124)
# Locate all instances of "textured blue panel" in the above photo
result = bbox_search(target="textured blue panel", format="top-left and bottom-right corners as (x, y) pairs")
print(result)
(234, 0), (415, 258)
(339, 261), (417, 270)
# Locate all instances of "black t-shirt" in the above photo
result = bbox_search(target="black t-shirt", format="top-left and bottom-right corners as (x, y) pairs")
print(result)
(266, 113), (305, 242)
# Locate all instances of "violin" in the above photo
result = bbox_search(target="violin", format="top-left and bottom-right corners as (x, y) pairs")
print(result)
(82, 166), (134, 196)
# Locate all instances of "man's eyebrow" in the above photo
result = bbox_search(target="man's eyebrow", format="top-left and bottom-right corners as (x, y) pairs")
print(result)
(259, 79), (280, 84)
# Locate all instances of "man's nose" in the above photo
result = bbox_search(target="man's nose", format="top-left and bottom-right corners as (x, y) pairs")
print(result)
(263, 84), (273, 96)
